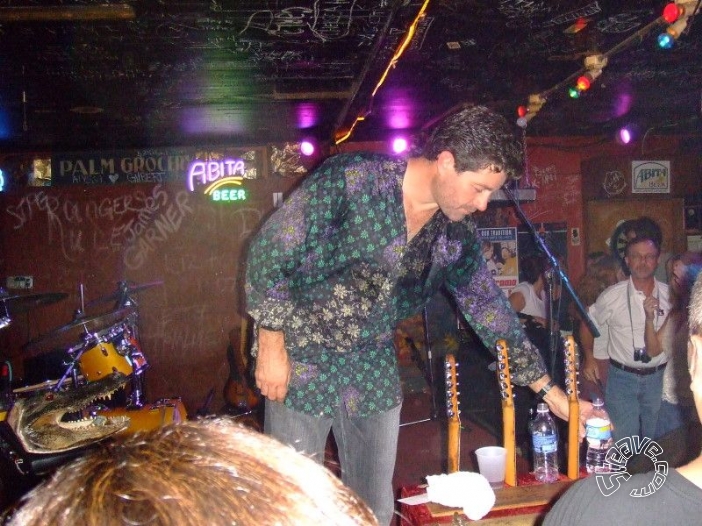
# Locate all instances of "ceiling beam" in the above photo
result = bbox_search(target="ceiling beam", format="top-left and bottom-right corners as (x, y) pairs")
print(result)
(0, 4), (135, 22)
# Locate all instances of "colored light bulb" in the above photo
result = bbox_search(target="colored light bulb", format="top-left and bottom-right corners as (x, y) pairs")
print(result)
(576, 75), (591, 91)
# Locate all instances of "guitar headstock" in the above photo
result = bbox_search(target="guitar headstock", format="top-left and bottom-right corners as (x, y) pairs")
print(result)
(444, 354), (460, 423)
(495, 339), (514, 405)
(563, 334), (579, 402)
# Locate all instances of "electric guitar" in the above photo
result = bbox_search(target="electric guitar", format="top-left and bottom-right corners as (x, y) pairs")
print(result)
(495, 339), (517, 486)
(445, 353), (461, 473)
(564, 335), (580, 480)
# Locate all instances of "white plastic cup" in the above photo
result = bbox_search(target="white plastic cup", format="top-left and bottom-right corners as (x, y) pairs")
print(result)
(475, 446), (507, 489)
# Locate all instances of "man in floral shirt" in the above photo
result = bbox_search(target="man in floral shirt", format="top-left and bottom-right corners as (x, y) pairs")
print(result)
(246, 106), (585, 525)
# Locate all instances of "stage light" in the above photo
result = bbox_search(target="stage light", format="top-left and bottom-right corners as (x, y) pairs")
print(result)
(617, 127), (632, 145)
(391, 137), (408, 154)
(300, 140), (315, 156)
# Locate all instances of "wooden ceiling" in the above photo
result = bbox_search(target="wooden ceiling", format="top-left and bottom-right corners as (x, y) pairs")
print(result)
(0, 0), (700, 152)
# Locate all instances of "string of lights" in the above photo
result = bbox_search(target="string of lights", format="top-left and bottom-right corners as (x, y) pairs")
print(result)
(516, 0), (700, 129)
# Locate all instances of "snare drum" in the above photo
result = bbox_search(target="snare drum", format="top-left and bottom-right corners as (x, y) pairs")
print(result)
(78, 340), (133, 382)
(98, 398), (187, 434)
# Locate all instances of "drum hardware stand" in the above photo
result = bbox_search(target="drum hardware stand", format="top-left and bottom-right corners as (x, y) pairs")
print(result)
(52, 338), (94, 393)
(127, 372), (146, 408)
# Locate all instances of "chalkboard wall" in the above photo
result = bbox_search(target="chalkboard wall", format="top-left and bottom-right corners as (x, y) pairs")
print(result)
(0, 177), (299, 414)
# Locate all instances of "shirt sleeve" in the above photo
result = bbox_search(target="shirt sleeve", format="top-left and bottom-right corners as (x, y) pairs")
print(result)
(245, 157), (347, 332)
(448, 250), (547, 386)
(591, 292), (613, 360)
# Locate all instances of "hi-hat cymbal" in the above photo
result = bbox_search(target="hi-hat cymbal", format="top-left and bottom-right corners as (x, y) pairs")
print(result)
(0, 291), (68, 316)
(23, 306), (135, 353)
(86, 279), (164, 308)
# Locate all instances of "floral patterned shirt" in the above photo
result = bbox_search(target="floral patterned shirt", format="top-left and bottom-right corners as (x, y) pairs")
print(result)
(245, 152), (546, 418)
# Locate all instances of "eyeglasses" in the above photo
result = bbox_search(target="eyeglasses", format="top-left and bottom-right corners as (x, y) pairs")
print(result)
(627, 253), (658, 262)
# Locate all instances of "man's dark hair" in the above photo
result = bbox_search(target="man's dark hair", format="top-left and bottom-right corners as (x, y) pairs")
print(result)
(625, 216), (664, 247)
(421, 105), (524, 180)
(521, 254), (549, 284)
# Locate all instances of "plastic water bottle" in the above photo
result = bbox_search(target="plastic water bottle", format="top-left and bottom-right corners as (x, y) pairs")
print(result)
(585, 398), (613, 473)
(530, 402), (559, 483)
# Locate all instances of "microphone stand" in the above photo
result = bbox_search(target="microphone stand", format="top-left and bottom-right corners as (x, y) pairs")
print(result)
(503, 187), (599, 353)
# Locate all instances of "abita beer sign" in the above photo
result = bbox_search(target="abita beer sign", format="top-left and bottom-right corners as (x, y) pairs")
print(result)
(632, 160), (670, 194)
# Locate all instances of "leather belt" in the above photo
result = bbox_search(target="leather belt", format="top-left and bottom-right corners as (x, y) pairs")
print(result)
(609, 358), (666, 376)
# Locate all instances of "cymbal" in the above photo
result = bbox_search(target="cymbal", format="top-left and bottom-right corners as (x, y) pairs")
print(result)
(23, 306), (135, 353)
(86, 279), (164, 308)
(0, 292), (68, 316)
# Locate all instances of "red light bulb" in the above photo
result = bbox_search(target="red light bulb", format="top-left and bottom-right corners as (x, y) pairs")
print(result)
(517, 106), (528, 118)
(662, 3), (681, 24)
(576, 75), (591, 91)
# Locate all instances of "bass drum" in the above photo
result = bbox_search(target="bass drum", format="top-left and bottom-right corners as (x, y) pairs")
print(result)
(98, 398), (187, 434)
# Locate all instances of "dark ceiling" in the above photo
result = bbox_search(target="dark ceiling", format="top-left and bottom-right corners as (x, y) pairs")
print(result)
(0, 0), (701, 153)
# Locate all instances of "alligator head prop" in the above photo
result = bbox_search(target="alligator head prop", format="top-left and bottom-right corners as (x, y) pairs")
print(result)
(7, 372), (131, 454)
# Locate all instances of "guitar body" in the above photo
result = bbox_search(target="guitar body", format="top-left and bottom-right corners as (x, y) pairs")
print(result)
(224, 320), (260, 412)
(224, 374), (260, 410)
(495, 339), (517, 487)
(445, 354), (460, 473)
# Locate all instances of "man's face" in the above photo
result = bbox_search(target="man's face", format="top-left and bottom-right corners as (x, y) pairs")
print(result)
(624, 240), (659, 280)
(433, 152), (506, 221)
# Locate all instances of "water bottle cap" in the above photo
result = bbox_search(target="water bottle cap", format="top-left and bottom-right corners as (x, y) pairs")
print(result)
(592, 397), (604, 407)
(536, 402), (549, 413)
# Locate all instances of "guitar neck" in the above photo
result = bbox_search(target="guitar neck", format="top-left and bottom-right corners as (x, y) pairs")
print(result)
(502, 394), (517, 486)
(496, 339), (517, 487)
(445, 354), (461, 473)
(448, 419), (460, 473)
(564, 335), (580, 480)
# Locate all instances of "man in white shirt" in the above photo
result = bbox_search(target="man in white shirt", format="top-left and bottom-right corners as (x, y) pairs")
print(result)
(590, 236), (669, 441)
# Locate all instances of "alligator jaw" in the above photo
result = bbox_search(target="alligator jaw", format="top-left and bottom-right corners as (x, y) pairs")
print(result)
(7, 372), (131, 454)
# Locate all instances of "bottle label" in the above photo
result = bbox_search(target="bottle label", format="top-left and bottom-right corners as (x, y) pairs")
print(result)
(532, 433), (557, 453)
(586, 418), (612, 441)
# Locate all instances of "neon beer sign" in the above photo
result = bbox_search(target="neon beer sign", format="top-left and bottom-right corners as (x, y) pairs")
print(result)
(187, 159), (248, 202)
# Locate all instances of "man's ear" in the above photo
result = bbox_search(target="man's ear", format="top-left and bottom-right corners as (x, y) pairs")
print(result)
(436, 151), (456, 173)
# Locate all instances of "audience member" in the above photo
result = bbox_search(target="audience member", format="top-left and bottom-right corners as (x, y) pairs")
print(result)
(590, 235), (669, 441)
(621, 216), (671, 283)
(509, 254), (561, 382)
(543, 271), (702, 526)
(656, 252), (702, 439)
(5, 418), (379, 526)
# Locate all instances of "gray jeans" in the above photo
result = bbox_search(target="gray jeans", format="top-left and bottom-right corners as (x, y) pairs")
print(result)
(265, 400), (401, 526)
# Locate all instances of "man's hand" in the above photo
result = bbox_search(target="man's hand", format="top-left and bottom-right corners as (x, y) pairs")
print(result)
(581, 355), (600, 383)
(531, 376), (593, 440)
(255, 328), (291, 402)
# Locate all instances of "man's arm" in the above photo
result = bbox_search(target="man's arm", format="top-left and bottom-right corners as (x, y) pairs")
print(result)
(643, 295), (665, 357)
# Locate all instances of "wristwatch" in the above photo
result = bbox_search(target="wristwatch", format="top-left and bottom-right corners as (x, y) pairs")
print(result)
(538, 380), (555, 399)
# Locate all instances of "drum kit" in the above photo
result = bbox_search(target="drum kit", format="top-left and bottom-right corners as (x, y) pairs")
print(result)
(0, 280), (186, 434)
